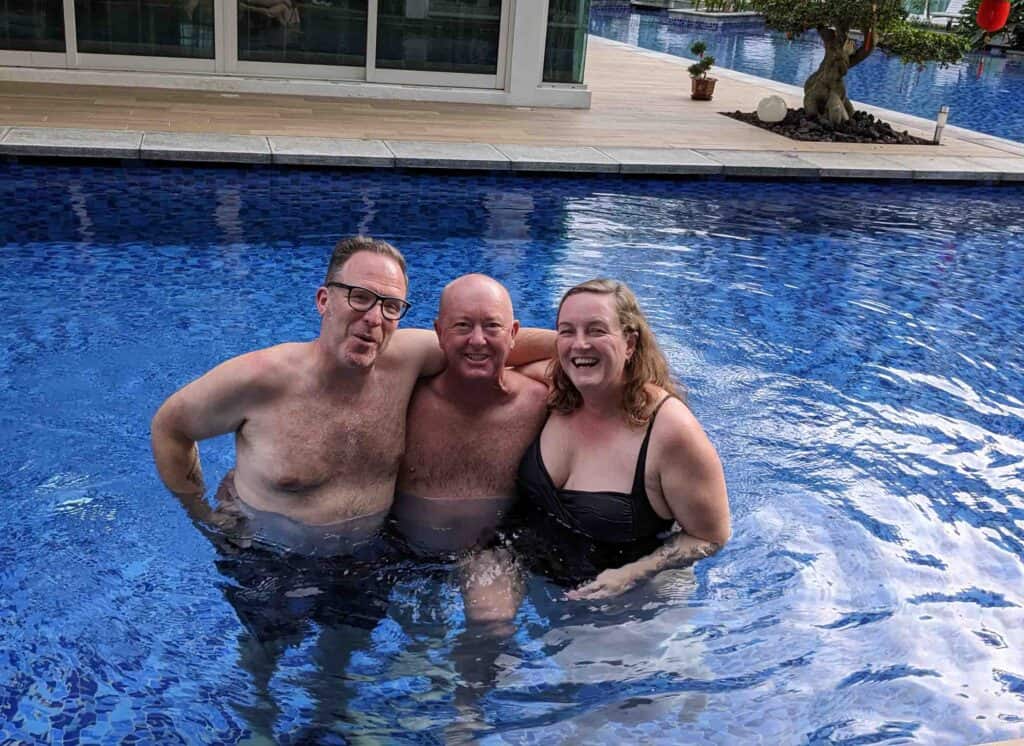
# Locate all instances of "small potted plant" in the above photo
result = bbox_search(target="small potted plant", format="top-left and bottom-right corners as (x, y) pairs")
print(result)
(688, 40), (717, 101)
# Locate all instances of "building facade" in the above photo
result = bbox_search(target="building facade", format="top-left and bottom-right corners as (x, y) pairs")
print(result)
(0, 0), (591, 107)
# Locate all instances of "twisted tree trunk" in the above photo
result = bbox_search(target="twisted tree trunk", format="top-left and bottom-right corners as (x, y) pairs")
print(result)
(803, 27), (874, 126)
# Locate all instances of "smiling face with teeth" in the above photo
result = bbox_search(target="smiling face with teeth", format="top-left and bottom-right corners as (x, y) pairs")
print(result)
(435, 274), (519, 383)
(556, 291), (637, 396)
(316, 251), (408, 370)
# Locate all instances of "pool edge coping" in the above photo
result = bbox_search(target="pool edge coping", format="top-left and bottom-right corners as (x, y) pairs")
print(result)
(2, 126), (1024, 182)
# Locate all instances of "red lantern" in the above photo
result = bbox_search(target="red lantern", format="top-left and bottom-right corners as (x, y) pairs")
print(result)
(976, 0), (1011, 32)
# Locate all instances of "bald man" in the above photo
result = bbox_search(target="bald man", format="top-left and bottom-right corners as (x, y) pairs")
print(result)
(395, 274), (549, 625)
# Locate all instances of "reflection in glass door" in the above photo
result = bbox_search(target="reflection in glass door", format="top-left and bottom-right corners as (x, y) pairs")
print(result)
(74, 0), (214, 57)
(237, 0), (367, 66)
(0, 0), (65, 51)
(375, 0), (502, 76)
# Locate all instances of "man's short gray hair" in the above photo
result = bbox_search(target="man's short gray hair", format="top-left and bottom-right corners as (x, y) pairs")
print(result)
(325, 236), (407, 286)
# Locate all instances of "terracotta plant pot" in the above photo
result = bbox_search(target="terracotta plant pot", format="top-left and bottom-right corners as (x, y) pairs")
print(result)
(691, 77), (717, 101)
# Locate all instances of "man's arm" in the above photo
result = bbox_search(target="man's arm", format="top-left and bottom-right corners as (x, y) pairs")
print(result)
(394, 327), (554, 378)
(509, 328), (555, 367)
(514, 359), (551, 385)
(567, 401), (730, 601)
(394, 328), (446, 377)
(151, 350), (272, 522)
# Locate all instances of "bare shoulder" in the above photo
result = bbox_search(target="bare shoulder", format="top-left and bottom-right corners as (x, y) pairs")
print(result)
(174, 343), (312, 410)
(155, 342), (310, 438)
(650, 393), (720, 468)
(648, 388), (730, 545)
(220, 342), (309, 388)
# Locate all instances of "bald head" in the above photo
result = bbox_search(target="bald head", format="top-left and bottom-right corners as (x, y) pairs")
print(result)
(434, 274), (519, 382)
(437, 274), (514, 324)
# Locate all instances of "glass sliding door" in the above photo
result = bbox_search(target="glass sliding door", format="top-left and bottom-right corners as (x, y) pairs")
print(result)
(543, 0), (590, 84)
(375, 0), (502, 76)
(75, 0), (214, 57)
(237, 0), (367, 66)
(0, 0), (65, 51)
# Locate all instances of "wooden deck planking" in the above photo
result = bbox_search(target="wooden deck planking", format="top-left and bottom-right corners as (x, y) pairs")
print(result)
(0, 36), (1016, 159)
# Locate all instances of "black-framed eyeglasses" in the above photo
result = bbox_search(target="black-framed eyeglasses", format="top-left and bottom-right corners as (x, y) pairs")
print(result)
(326, 282), (412, 321)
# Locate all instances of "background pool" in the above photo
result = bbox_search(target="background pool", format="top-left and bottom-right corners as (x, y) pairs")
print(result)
(591, 5), (1024, 144)
(1, 163), (1022, 744)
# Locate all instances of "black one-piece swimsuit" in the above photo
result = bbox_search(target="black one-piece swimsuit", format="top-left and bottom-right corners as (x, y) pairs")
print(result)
(514, 396), (676, 584)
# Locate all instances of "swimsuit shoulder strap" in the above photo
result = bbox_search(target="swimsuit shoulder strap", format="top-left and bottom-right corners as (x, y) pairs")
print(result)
(631, 395), (675, 497)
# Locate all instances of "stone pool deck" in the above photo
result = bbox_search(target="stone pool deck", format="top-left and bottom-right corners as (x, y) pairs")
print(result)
(2, 36), (1023, 181)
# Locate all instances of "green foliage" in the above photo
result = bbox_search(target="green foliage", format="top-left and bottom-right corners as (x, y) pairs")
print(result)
(688, 40), (715, 77)
(688, 56), (716, 78)
(881, 20), (970, 63)
(688, 39), (712, 77)
(749, 0), (907, 37)
(749, 0), (969, 65)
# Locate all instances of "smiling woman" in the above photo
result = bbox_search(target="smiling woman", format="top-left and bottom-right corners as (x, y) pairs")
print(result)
(517, 278), (731, 600)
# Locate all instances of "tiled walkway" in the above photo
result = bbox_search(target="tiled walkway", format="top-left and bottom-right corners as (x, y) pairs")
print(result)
(2, 36), (1023, 180)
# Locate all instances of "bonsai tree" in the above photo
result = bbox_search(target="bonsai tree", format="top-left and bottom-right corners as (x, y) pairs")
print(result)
(688, 40), (716, 79)
(750, 0), (969, 125)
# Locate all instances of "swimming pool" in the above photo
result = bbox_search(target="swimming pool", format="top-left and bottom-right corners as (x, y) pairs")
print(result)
(591, 5), (1024, 144)
(1, 163), (1022, 743)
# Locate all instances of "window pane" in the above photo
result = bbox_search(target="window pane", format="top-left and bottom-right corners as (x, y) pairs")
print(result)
(543, 0), (590, 84)
(238, 0), (367, 66)
(0, 1), (65, 52)
(375, 0), (501, 75)
(74, 0), (214, 58)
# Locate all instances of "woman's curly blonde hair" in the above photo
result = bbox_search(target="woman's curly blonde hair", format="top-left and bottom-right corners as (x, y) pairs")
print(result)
(549, 279), (683, 426)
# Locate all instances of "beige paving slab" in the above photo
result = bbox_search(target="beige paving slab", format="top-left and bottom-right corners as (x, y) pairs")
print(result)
(696, 149), (820, 177)
(384, 141), (509, 170)
(497, 145), (619, 173)
(882, 155), (1001, 181)
(967, 156), (1024, 181)
(141, 132), (271, 163)
(797, 152), (914, 179)
(268, 136), (393, 167)
(945, 127), (1024, 156)
(0, 126), (142, 158)
(598, 147), (722, 175)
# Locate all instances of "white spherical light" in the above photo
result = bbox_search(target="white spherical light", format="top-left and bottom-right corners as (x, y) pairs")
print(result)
(756, 95), (788, 123)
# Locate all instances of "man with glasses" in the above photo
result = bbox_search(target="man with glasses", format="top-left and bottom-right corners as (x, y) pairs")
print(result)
(151, 236), (548, 555)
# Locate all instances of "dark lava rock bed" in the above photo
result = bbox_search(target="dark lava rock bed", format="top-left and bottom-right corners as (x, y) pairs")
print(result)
(725, 108), (935, 145)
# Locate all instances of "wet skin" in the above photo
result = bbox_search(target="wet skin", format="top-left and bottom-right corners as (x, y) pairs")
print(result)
(152, 251), (444, 535)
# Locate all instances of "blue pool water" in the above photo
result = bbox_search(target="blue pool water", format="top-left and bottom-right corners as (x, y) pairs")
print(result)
(591, 5), (1024, 143)
(1, 163), (1023, 743)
